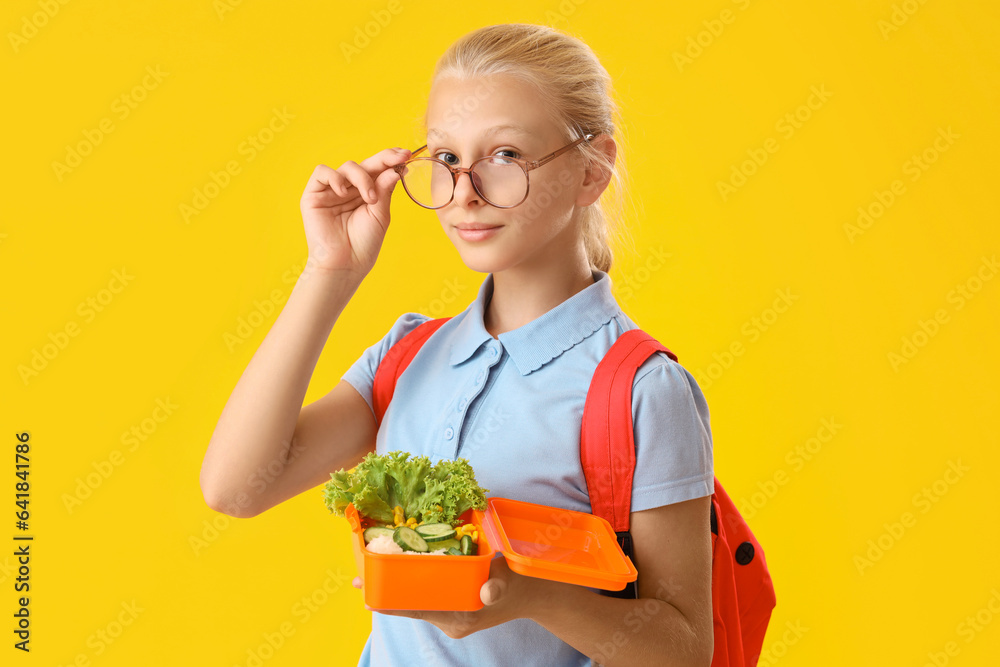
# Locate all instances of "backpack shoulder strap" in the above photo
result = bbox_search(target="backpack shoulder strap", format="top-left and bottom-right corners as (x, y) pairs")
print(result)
(371, 317), (452, 429)
(581, 328), (678, 533)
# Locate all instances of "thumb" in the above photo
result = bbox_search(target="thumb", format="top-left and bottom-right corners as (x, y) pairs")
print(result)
(480, 578), (507, 606)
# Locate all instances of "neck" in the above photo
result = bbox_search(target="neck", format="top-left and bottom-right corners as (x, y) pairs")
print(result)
(483, 247), (595, 339)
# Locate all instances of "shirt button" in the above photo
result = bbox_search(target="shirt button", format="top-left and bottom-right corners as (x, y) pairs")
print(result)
(476, 370), (485, 383)
(458, 398), (467, 411)
(444, 427), (454, 440)
(490, 346), (499, 358)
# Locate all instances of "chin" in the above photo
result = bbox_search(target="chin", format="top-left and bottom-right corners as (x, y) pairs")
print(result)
(452, 245), (513, 275)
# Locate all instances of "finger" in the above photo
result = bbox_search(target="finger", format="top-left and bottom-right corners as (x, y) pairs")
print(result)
(352, 576), (362, 589)
(364, 149), (411, 195)
(336, 160), (380, 204)
(358, 146), (412, 175)
(302, 163), (350, 197)
(363, 149), (411, 221)
(371, 159), (403, 201)
(481, 578), (508, 606)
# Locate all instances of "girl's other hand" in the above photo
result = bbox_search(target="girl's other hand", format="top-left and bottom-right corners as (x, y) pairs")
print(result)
(299, 147), (411, 278)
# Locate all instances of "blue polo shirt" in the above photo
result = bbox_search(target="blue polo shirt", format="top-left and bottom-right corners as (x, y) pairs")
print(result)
(341, 268), (714, 667)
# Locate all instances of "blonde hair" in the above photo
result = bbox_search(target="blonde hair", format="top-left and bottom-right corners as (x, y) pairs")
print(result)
(421, 23), (634, 273)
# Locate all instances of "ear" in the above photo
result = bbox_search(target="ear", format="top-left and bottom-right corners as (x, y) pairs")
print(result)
(576, 134), (617, 208)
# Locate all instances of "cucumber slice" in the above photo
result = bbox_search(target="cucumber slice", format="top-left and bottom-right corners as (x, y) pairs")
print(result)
(460, 534), (477, 555)
(415, 523), (456, 542)
(428, 538), (461, 552)
(445, 547), (464, 556)
(363, 526), (396, 544)
(393, 526), (429, 553)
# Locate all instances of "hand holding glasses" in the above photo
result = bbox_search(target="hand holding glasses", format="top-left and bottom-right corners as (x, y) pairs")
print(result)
(393, 134), (595, 209)
(298, 147), (412, 277)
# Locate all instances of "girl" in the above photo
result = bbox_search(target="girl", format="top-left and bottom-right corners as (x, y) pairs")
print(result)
(200, 23), (714, 667)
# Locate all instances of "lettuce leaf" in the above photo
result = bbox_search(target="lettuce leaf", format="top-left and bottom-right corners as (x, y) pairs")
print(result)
(323, 450), (489, 526)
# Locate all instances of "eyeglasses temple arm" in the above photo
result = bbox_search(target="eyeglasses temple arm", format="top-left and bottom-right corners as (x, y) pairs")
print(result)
(526, 133), (595, 170)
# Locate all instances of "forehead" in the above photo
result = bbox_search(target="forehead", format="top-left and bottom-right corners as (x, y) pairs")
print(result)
(425, 75), (557, 141)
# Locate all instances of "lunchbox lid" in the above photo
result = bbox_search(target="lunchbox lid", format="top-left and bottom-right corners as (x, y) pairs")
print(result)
(481, 497), (638, 590)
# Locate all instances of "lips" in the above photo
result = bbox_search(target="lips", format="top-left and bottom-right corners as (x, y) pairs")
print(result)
(455, 223), (501, 230)
(455, 224), (502, 242)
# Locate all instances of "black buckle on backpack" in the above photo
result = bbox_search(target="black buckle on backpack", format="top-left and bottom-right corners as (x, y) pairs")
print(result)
(600, 530), (638, 599)
(602, 509), (718, 600)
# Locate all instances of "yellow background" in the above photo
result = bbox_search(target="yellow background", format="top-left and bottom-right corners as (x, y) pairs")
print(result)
(3, 0), (998, 665)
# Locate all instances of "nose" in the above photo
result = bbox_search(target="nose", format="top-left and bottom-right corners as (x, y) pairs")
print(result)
(451, 168), (484, 208)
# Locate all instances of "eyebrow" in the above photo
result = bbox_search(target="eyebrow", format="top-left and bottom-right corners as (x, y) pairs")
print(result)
(427, 124), (532, 140)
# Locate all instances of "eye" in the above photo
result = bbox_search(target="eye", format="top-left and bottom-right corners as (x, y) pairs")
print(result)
(432, 148), (521, 165)
(435, 151), (459, 165)
(491, 149), (520, 165)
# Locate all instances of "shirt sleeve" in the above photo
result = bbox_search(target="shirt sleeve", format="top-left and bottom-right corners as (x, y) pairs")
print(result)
(630, 352), (715, 512)
(340, 312), (433, 417)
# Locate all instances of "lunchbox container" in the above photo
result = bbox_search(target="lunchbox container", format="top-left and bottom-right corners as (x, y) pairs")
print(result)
(345, 496), (638, 611)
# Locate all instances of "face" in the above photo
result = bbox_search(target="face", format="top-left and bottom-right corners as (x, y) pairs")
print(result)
(421, 74), (592, 275)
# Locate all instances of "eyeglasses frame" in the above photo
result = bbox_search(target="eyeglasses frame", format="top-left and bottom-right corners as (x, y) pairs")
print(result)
(392, 133), (597, 209)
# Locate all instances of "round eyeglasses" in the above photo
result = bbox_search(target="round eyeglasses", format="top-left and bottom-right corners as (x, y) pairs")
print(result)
(392, 134), (596, 209)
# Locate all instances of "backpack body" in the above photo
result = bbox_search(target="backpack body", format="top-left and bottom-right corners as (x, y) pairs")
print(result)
(369, 318), (776, 666)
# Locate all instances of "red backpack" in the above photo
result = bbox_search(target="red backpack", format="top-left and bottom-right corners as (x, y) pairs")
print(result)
(371, 317), (776, 667)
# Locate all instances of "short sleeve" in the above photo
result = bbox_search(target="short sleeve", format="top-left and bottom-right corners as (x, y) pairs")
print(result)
(630, 352), (714, 512)
(340, 312), (432, 417)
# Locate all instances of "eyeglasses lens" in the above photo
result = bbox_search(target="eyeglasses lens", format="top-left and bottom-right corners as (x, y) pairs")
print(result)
(400, 157), (527, 208)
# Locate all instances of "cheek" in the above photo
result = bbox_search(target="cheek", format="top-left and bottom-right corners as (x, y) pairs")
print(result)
(518, 181), (577, 225)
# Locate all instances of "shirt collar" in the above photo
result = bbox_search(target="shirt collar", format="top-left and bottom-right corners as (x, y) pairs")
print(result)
(448, 269), (622, 375)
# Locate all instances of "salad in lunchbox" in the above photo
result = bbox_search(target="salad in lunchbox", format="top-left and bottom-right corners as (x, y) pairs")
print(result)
(323, 450), (490, 556)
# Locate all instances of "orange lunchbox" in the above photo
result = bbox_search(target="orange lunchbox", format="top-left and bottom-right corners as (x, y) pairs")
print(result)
(346, 496), (639, 611)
